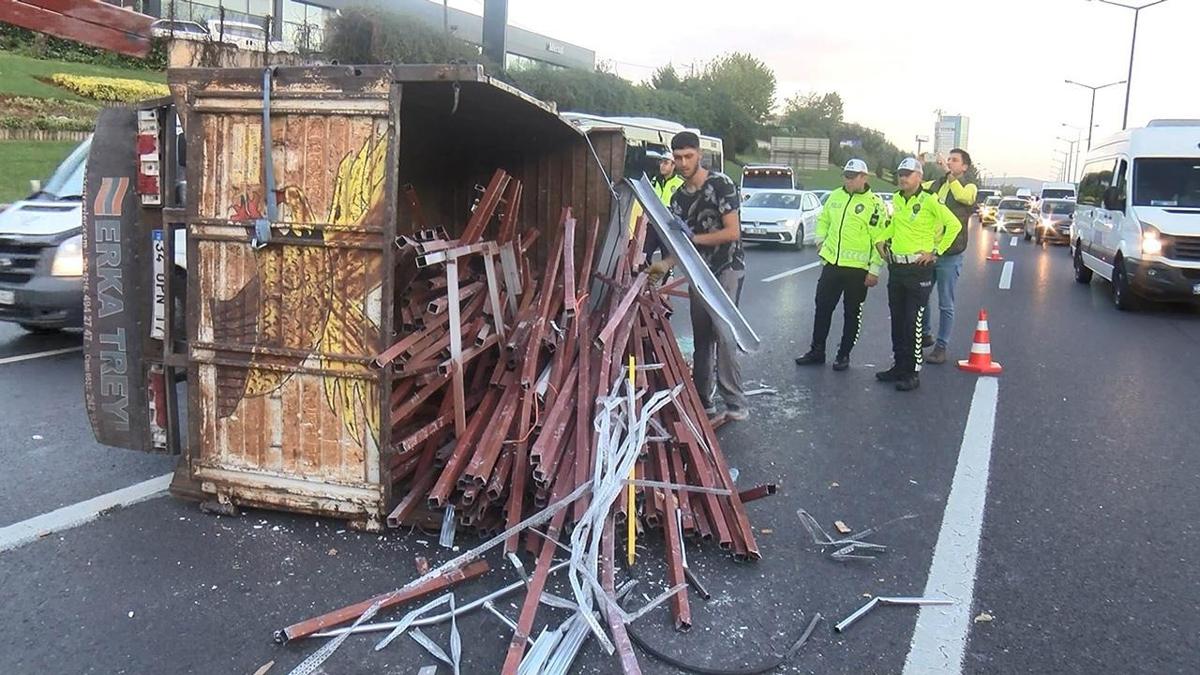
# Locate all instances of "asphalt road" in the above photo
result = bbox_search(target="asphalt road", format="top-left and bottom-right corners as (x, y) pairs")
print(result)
(1, 221), (1197, 674)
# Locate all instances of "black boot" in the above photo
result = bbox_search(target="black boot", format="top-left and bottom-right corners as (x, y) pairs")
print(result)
(794, 350), (825, 366)
(895, 374), (920, 391)
(832, 354), (850, 371)
(875, 365), (903, 382)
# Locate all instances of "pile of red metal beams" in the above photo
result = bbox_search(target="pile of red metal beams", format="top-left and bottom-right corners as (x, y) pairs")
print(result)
(282, 170), (767, 673)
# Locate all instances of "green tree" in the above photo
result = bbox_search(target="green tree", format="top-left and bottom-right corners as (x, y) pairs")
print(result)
(780, 91), (844, 137)
(697, 53), (775, 154)
(650, 64), (682, 91)
(323, 3), (484, 66)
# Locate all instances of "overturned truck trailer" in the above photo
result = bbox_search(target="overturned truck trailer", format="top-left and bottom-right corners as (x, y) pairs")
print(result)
(83, 65), (626, 529)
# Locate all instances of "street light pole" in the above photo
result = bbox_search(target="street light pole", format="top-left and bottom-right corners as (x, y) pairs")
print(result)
(1056, 137), (1078, 180)
(1064, 79), (1126, 150)
(1087, 0), (1172, 130)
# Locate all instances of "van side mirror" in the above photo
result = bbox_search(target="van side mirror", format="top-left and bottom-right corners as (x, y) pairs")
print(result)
(1102, 186), (1125, 212)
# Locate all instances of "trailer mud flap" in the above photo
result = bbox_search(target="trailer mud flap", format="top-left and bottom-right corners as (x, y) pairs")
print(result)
(83, 107), (156, 452)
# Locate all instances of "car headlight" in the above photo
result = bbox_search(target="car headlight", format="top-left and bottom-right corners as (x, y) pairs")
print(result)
(1141, 223), (1164, 256)
(776, 219), (799, 229)
(51, 234), (84, 277)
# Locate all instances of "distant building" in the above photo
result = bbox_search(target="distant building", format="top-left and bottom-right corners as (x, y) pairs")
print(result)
(934, 114), (970, 155)
(313, 0), (595, 70)
(139, 0), (595, 69)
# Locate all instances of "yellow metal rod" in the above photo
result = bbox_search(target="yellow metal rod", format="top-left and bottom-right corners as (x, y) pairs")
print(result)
(626, 353), (637, 566)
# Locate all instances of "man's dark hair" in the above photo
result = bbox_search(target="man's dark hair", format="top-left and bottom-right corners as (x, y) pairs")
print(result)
(950, 148), (973, 167)
(671, 131), (700, 151)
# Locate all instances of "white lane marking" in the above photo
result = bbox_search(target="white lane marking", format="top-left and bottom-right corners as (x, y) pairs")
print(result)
(762, 260), (821, 283)
(902, 378), (999, 675)
(1009, 236), (1018, 247)
(998, 261), (1014, 290)
(0, 346), (82, 365)
(0, 473), (172, 553)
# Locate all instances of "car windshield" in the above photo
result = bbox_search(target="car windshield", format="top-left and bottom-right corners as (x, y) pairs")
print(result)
(1133, 158), (1200, 208)
(998, 199), (1025, 210)
(742, 192), (802, 209)
(986, 197), (1001, 206)
(35, 137), (91, 200)
(742, 170), (792, 189)
(1041, 201), (1075, 215)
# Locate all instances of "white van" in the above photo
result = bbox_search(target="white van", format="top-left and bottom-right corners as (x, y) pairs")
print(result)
(1071, 120), (1200, 309)
(1038, 181), (1076, 202)
(740, 165), (795, 201)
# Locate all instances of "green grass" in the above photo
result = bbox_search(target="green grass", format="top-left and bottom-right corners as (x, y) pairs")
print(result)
(796, 166), (898, 192)
(0, 140), (79, 204)
(0, 52), (164, 100)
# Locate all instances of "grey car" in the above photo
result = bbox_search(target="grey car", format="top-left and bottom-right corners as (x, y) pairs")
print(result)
(1025, 198), (1075, 244)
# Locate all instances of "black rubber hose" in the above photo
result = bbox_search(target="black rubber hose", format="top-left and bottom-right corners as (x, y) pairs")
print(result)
(619, 597), (821, 675)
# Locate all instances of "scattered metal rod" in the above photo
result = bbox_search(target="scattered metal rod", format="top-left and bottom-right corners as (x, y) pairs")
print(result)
(834, 596), (953, 633)
(737, 484), (778, 504)
(313, 560), (574, 639)
(482, 601), (534, 646)
(683, 567), (712, 601)
(743, 387), (778, 397)
(623, 478), (733, 496)
(275, 560), (490, 643)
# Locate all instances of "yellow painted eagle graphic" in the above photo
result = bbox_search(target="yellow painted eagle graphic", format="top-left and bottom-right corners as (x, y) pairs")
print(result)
(212, 133), (388, 448)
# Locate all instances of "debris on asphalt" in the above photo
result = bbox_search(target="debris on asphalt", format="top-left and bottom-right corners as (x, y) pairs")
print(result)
(274, 185), (767, 673)
(251, 661), (274, 675)
(797, 509), (920, 562)
(834, 596), (954, 633)
(975, 612), (994, 623)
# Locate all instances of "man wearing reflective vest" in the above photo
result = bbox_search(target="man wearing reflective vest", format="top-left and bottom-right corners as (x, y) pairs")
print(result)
(649, 150), (685, 207)
(794, 159), (885, 371)
(921, 148), (977, 364)
(876, 158), (963, 391)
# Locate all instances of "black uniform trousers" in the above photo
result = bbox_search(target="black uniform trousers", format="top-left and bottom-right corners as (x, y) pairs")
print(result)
(887, 263), (936, 375)
(810, 263), (869, 358)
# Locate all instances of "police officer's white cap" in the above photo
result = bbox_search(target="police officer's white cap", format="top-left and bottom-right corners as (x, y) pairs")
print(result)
(896, 157), (923, 174)
(843, 158), (869, 175)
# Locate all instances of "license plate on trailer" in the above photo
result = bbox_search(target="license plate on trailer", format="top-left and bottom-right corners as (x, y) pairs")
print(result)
(0, 289), (14, 305)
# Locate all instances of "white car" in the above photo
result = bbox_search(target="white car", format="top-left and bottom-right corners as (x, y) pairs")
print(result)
(739, 189), (821, 250)
(206, 19), (293, 53)
(150, 19), (209, 42)
(1072, 119), (1200, 310)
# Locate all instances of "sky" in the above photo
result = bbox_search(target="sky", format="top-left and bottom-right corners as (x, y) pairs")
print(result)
(439, 0), (1200, 181)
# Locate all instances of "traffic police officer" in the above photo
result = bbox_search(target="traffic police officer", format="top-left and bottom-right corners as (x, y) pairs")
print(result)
(876, 158), (963, 391)
(649, 149), (685, 207)
(794, 159), (885, 371)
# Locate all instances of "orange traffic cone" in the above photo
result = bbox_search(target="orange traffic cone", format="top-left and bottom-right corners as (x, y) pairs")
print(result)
(987, 237), (1004, 262)
(957, 310), (1003, 375)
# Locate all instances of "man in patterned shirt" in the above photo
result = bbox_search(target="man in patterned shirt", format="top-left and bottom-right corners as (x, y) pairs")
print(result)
(646, 131), (748, 420)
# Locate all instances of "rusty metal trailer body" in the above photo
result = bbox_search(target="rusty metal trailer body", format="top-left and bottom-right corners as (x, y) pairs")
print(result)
(83, 64), (624, 529)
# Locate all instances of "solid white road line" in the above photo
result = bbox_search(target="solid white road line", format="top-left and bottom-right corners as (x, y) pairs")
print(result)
(762, 260), (821, 283)
(902, 378), (999, 675)
(0, 346), (82, 365)
(1009, 236), (1018, 247)
(0, 473), (172, 553)
(999, 261), (1014, 290)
